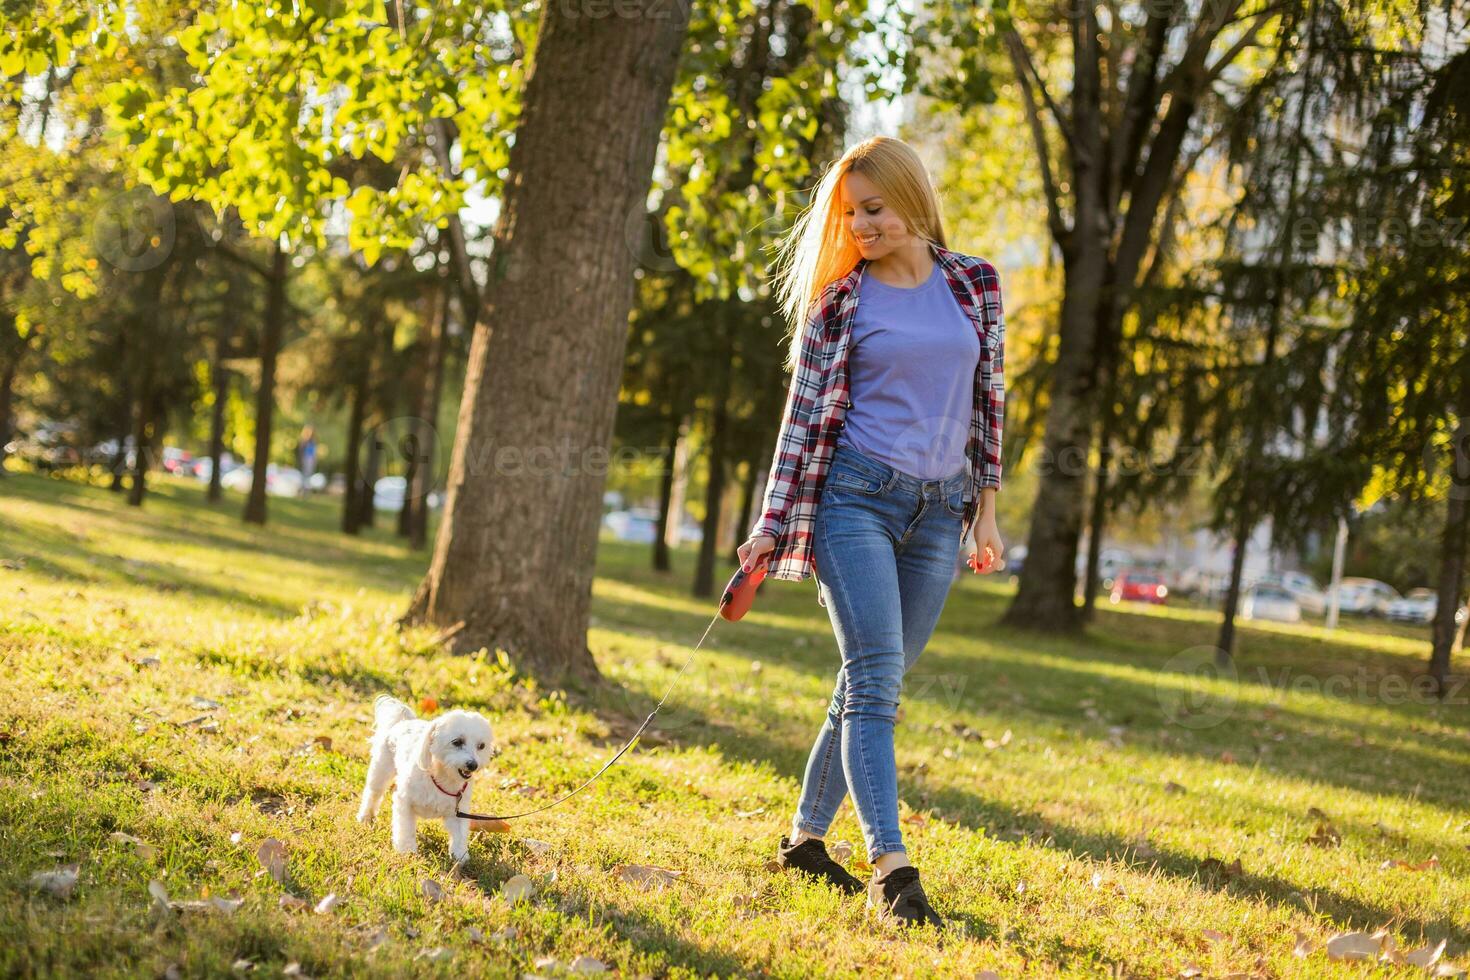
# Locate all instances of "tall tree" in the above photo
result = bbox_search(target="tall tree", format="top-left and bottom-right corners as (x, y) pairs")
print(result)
(403, 5), (691, 681)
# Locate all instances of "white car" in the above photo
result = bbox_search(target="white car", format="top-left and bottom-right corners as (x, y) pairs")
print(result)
(1327, 577), (1401, 616)
(1384, 588), (1469, 625)
(220, 463), (303, 497)
(1257, 570), (1327, 615)
(1241, 584), (1302, 623)
(602, 508), (659, 543)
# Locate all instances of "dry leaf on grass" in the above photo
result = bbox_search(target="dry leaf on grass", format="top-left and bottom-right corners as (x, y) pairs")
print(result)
(147, 879), (171, 912)
(255, 838), (287, 883)
(28, 865), (79, 900)
(1381, 855), (1439, 871)
(499, 873), (536, 903)
(830, 840), (854, 863)
(109, 832), (158, 861)
(278, 895), (309, 912)
(1305, 822), (1342, 848)
(1163, 780), (1187, 794)
(613, 864), (683, 891)
(569, 955), (608, 974)
(419, 879), (444, 903)
(1325, 931), (1383, 962)
(1198, 857), (1244, 880)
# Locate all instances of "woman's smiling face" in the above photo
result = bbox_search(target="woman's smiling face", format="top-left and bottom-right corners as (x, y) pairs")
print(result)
(840, 170), (911, 259)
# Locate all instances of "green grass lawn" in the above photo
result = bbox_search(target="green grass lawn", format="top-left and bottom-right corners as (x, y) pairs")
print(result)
(2, 470), (1467, 978)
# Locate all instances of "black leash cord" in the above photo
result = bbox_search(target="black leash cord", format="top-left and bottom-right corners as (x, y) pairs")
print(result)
(455, 603), (725, 823)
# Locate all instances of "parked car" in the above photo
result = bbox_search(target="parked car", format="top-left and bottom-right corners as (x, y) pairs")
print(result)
(1256, 570), (1327, 615)
(7, 422), (82, 471)
(220, 464), (304, 497)
(1241, 583), (1302, 622)
(1110, 570), (1168, 605)
(1383, 588), (1468, 625)
(1327, 577), (1401, 616)
(160, 446), (194, 475)
(602, 508), (659, 544)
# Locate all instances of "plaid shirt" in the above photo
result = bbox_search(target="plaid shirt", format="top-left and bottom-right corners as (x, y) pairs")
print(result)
(749, 243), (1005, 606)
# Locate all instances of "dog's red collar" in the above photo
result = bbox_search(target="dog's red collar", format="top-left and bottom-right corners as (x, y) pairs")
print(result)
(429, 772), (466, 800)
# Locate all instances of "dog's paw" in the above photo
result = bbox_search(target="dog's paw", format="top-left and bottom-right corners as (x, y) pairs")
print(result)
(450, 848), (470, 865)
(355, 808), (374, 825)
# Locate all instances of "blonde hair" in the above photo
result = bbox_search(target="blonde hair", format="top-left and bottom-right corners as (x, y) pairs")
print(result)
(766, 136), (949, 373)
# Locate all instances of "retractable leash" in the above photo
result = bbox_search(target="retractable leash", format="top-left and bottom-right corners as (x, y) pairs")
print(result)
(454, 555), (771, 824)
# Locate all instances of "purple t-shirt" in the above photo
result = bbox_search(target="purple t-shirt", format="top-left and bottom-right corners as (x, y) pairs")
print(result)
(835, 259), (980, 481)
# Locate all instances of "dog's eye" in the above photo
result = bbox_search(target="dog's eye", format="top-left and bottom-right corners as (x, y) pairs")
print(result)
(451, 737), (464, 747)
(477, 742), (485, 750)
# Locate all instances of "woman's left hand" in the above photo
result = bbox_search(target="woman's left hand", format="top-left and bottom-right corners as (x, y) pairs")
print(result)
(967, 514), (1004, 574)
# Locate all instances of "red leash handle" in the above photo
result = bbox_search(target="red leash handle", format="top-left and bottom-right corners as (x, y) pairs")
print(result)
(719, 554), (769, 621)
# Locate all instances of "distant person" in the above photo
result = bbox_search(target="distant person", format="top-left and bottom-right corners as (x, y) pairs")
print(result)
(736, 136), (1006, 929)
(297, 425), (317, 496)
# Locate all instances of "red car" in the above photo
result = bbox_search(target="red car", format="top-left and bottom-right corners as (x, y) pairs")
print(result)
(1111, 571), (1168, 605)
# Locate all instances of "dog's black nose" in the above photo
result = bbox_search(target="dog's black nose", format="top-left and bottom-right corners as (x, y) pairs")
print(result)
(465, 760), (479, 772)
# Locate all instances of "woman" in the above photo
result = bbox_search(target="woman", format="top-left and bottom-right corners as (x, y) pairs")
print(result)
(736, 136), (1006, 929)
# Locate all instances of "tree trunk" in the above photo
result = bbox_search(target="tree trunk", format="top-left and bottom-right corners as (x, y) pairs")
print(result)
(1429, 407), (1470, 694)
(244, 243), (288, 525)
(694, 350), (732, 597)
(127, 362), (155, 507)
(404, 4), (691, 683)
(653, 410), (683, 572)
(206, 315), (232, 504)
(0, 354), (16, 478)
(342, 349), (369, 535)
(410, 281), (452, 549)
(733, 453), (759, 567)
(1080, 422), (1112, 622)
(1002, 243), (1108, 632)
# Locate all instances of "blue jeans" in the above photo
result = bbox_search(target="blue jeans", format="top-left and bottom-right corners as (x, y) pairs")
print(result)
(792, 441), (967, 863)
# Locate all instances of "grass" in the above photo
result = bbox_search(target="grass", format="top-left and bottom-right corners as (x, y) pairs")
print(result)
(1, 469), (1467, 978)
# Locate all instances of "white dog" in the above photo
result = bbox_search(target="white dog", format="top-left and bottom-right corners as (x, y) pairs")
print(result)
(356, 695), (495, 863)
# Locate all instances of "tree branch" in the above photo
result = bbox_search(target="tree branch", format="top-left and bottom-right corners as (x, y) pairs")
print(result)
(1006, 30), (1070, 248)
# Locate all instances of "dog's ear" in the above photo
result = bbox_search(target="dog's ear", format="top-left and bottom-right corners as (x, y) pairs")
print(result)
(417, 718), (440, 772)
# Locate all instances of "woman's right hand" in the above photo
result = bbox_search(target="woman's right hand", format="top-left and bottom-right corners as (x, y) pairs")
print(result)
(737, 534), (775, 573)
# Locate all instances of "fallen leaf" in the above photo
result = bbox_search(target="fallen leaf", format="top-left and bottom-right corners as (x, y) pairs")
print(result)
(830, 840), (854, 863)
(1199, 857), (1243, 880)
(313, 893), (339, 914)
(1382, 855), (1439, 871)
(1201, 929), (1227, 943)
(521, 838), (554, 856)
(312, 735), (332, 751)
(278, 895), (309, 912)
(1164, 780), (1187, 794)
(110, 832), (159, 861)
(1325, 931), (1382, 962)
(500, 873), (536, 903)
(613, 864), (683, 891)
(464, 926), (486, 943)
(1305, 822), (1342, 848)
(29, 865), (80, 899)
(569, 955), (608, 974)
(419, 878), (444, 903)
(256, 838), (287, 883)
(418, 697), (439, 714)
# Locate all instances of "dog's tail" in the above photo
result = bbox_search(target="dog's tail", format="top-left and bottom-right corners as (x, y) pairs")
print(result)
(372, 694), (414, 734)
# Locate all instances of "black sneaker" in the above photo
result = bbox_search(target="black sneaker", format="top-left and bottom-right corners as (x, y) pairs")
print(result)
(867, 865), (943, 929)
(775, 835), (864, 895)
